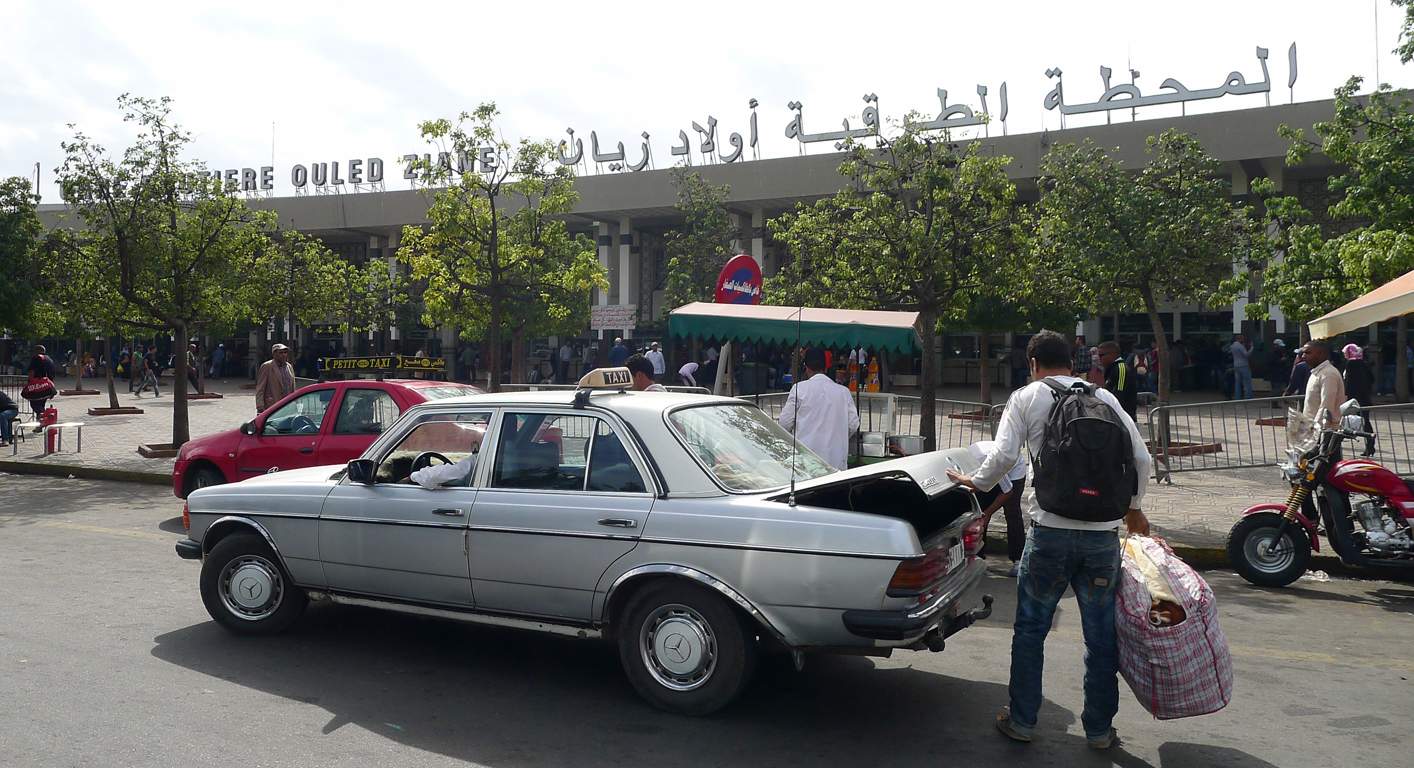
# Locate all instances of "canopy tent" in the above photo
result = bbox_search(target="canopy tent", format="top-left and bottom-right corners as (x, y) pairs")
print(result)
(1307, 269), (1414, 339)
(667, 302), (923, 353)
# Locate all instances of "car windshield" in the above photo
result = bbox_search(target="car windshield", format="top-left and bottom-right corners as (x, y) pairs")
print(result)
(668, 404), (836, 492)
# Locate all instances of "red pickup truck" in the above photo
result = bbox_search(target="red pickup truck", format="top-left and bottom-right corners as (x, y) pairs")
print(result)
(172, 379), (480, 498)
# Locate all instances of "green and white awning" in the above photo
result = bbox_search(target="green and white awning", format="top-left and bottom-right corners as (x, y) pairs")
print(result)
(668, 302), (922, 353)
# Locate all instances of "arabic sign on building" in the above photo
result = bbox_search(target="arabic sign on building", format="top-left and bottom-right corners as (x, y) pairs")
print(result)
(715, 253), (762, 305)
(590, 304), (639, 331)
(209, 42), (1298, 194)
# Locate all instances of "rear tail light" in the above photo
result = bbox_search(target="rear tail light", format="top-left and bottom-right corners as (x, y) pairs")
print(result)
(182, 502), (190, 532)
(961, 515), (986, 555)
(888, 549), (948, 595)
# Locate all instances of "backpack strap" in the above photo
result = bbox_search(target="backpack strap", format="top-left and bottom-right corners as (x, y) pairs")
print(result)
(1041, 377), (1092, 398)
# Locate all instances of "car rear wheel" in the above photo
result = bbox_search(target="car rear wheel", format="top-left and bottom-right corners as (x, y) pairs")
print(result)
(187, 465), (225, 494)
(200, 532), (306, 635)
(618, 581), (756, 716)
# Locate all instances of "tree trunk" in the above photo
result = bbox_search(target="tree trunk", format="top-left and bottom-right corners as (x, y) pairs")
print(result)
(1397, 316), (1409, 404)
(978, 332), (992, 405)
(919, 307), (938, 451)
(486, 300), (503, 393)
(511, 326), (528, 384)
(74, 335), (84, 391)
(172, 322), (191, 447)
(105, 338), (119, 409)
(1142, 291), (1170, 482)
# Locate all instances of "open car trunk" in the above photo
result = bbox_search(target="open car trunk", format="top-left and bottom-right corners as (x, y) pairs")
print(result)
(768, 448), (983, 544)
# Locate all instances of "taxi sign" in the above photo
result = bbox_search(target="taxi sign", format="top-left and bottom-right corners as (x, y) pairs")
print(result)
(320, 355), (446, 373)
(577, 367), (632, 389)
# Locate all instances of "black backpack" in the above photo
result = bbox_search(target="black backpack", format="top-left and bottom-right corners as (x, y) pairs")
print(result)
(1031, 378), (1137, 522)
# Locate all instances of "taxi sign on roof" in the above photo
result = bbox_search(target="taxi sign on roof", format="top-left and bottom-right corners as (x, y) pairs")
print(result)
(320, 355), (446, 373)
(577, 367), (632, 389)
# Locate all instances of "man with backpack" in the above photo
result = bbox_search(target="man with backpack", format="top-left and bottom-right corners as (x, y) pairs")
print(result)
(947, 330), (1151, 751)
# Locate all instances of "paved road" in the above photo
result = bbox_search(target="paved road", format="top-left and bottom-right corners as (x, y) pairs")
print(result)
(2, 476), (1411, 767)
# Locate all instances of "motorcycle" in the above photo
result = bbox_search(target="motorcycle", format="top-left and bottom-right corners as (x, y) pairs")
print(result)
(1228, 399), (1414, 587)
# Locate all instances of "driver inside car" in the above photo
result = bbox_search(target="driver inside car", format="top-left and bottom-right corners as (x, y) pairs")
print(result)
(408, 429), (485, 489)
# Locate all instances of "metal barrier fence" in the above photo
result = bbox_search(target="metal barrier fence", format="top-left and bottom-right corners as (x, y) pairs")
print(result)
(1146, 396), (1300, 481)
(1146, 396), (1414, 481)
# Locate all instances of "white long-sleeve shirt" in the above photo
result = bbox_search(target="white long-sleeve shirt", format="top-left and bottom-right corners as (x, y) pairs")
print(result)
(409, 453), (478, 489)
(1303, 360), (1346, 428)
(973, 376), (1151, 531)
(646, 349), (666, 375)
(778, 372), (860, 471)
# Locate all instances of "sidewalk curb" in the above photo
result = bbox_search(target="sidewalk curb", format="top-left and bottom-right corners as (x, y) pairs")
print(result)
(0, 459), (168, 487)
(984, 532), (1367, 579)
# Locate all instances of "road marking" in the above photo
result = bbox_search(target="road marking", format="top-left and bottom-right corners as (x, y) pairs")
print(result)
(36, 520), (170, 543)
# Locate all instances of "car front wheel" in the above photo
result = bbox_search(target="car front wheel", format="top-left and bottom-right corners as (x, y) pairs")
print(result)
(199, 532), (306, 635)
(618, 581), (757, 716)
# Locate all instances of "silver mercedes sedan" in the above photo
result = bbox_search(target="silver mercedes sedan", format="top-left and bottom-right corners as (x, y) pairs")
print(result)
(175, 378), (992, 715)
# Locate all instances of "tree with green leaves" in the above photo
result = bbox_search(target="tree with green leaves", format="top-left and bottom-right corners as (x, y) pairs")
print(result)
(239, 229), (346, 345)
(56, 94), (276, 447)
(397, 103), (604, 391)
(767, 124), (1022, 450)
(0, 176), (51, 339)
(332, 258), (408, 353)
(1233, 76), (1414, 398)
(1396, 0), (1414, 64)
(1034, 131), (1242, 404)
(664, 168), (736, 309)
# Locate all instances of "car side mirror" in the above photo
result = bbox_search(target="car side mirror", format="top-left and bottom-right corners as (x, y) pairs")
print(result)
(1338, 398), (1359, 417)
(239, 420), (256, 436)
(347, 458), (377, 484)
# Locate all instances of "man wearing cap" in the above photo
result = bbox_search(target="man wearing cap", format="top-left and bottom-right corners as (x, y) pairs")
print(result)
(608, 337), (630, 367)
(256, 343), (297, 412)
(645, 342), (666, 382)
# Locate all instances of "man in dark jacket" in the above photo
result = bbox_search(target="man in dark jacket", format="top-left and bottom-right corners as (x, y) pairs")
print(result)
(0, 389), (18, 447)
(1285, 346), (1311, 398)
(1097, 341), (1138, 421)
(26, 345), (57, 424)
(1343, 343), (1376, 456)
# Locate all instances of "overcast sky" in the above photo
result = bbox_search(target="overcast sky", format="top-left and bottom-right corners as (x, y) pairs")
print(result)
(3, 0), (1411, 201)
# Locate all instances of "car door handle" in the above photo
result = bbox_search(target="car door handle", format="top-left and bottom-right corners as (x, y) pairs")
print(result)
(298, 446), (314, 454)
(597, 518), (637, 529)
(432, 508), (465, 517)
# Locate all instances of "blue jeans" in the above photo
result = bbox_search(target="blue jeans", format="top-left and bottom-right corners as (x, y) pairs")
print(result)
(1232, 366), (1253, 400)
(1008, 525), (1121, 740)
(0, 408), (16, 441)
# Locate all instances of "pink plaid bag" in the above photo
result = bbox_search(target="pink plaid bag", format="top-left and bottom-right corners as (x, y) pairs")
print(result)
(1116, 535), (1233, 719)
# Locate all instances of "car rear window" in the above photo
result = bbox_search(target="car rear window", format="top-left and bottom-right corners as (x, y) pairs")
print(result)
(668, 403), (835, 492)
(416, 385), (480, 401)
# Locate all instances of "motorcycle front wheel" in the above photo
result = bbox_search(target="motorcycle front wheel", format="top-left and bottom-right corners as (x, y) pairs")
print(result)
(1227, 512), (1313, 587)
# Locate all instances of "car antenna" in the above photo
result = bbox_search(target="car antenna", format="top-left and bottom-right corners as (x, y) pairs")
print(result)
(789, 304), (803, 508)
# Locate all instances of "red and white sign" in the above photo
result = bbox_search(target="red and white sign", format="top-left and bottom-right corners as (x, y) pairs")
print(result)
(714, 253), (762, 304)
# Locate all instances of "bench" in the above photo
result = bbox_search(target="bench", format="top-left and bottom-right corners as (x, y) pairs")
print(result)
(42, 421), (86, 455)
(11, 420), (39, 455)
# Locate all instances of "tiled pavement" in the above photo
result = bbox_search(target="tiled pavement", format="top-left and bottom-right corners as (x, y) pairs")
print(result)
(0, 378), (1294, 553)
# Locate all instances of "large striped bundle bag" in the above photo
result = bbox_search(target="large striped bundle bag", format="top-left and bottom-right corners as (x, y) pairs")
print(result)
(1116, 535), (1233, 719)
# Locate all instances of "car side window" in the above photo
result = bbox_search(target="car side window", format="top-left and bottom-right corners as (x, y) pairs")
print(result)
(491, 412), (596, 491)
(587, 420), (647, 493)
(376, 412), (491, 485)
(333, 389), (401, 435)
(262, 390), (334, 436)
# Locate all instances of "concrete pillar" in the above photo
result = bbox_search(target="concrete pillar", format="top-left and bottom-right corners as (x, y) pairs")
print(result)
(1260, 158), (1287, 193)
(729, 212), (745, 254)
(386, 231), (400, 347)
(1172, 312), (1182, 341)
(618, 217), (638, 339)
(596, 222), (611, 340)
(751, 207), (766, 271)
(1230, 164), (1249, 196)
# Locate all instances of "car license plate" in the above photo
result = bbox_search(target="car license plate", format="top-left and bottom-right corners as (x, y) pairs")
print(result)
(946, 542), (965, 573)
